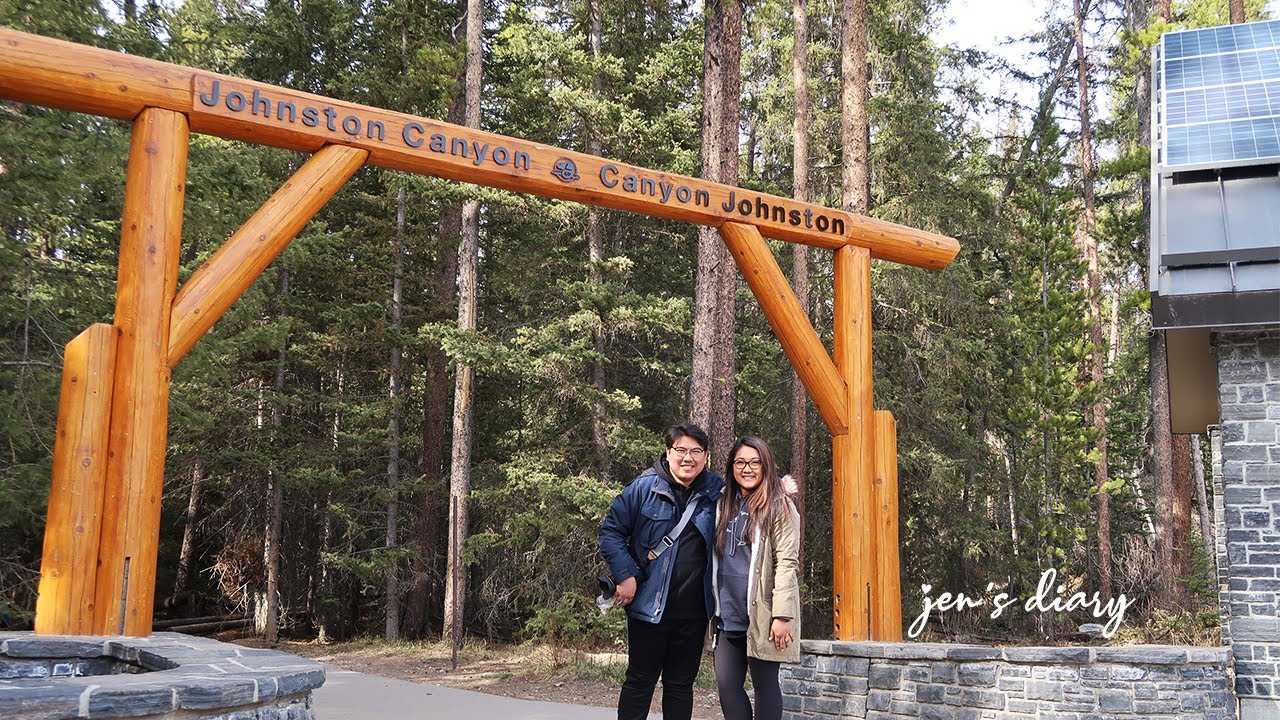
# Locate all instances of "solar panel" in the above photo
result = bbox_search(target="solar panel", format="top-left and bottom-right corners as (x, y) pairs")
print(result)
(1160, 20), (1280, 168)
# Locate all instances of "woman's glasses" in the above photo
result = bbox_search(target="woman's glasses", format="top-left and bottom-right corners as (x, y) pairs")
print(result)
(733, 459), (762, 469)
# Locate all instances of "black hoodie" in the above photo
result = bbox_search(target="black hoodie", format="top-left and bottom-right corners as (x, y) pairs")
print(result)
(655, 456), (710, 621)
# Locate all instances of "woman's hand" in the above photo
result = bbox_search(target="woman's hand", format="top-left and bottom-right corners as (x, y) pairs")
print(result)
(769, 618), (793, 649)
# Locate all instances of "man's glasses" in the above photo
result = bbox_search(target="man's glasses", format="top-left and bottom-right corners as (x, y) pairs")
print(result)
(670, 446), (705, 458)
(733, 459), (762, 470)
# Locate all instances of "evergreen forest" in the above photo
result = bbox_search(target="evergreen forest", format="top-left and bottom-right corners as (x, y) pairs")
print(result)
(1, 0), (1271, 646)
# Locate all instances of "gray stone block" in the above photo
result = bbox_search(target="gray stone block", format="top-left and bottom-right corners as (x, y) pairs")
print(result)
(1233, 618), (1280, 641)
(88, 684), (178, 716)
(920, 704), (956, 720)
(1093, 646), (1188, 664)
(957, 663), (997, 686)
(176, 677), (259, 710)
(803, 695), (847, 715)
(945, 647), (1001, 661)
(958, 688), (1003, 709)
(869, 665), (901, 689)
(1097, 690), (1133, 712)
(0, 684), (84, 718)
(1026, 680), (1063, 701)
(1004, 647), (1090, 664)
(885, 643), (949, 660)
(3, 638), (104, 659)
(917, 684), (945, 703)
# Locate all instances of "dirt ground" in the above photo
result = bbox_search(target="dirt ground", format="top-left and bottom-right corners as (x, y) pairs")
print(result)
(238, 636), (722, 719)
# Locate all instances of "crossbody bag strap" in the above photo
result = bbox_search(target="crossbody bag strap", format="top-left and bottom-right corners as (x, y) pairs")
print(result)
(645, 497), (700, 562)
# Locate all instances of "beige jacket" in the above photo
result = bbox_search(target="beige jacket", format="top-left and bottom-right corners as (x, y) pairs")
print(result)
(712, 493), (802, 663)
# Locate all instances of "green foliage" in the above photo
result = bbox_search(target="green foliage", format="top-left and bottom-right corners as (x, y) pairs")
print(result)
(0, 0), (1207, 646)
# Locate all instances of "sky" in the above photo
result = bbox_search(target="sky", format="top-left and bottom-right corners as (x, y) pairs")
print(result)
(931, 0), (1280, 135)
(935, 0), (1280, 64)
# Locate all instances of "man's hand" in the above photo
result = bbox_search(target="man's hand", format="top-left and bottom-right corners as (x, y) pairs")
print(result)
(769, 618), (794, 650)
(614, 576), (637, 606)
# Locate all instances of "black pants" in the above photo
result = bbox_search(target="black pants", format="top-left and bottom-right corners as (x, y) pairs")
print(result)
(714, 631), (782, 720)
(618, 616), (707, 720)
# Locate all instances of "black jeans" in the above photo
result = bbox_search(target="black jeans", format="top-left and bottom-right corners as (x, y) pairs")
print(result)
(714, 631), (782, 720)
(618, 616), (708, 720)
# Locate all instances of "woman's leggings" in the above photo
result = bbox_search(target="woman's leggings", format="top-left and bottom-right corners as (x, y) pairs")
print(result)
(714, 631), (782, 720)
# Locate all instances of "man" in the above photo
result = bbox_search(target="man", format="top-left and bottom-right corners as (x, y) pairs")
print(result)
(599, 422), (724, 720)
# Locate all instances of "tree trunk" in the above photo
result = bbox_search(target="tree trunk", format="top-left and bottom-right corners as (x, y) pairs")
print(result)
(173, 461), (204, 598)
(405, 89), (465, 642)
(711, 0), (741, 464)
(841, 0), (869, 215)
(1191, 434), (1214, 586)
(1073, 0), (1112, 602)
(587, 0), (610, 479)
(1172, 432), (1193, 608)
(263, 265), (289, 644)
(385, 186), (406, 641)
(318, 357), (344, 642)
(1146, 0), (1178, 613)
(1151, 329), (1176, 609)
(790, 0), (811, 565)
(443, 0), (483, 649)
(693, 0), (741, 462)
(1230, 0), (1245, 24)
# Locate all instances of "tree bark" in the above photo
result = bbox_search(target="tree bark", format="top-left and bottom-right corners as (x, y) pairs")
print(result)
(587, 0), (610, 479)
(384, 185), (406, 642)
(790, 0), (811, 566)
(1151, 329), (1177, 609)
(1230, 0), (1245, 24)
(406, 85), (466, 642)
(841, 0), (869, 215)
(1172, 432), (1193, 608)
(262, 265), (289, 644)
(692, 0), (741, 462)
(173, 461), (204, 598)
(1073, 0), (1112, 602)
(443, 0), (483, 649)
(1191, 433), (1214, 585)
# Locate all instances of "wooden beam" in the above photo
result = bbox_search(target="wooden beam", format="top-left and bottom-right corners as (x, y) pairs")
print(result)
(0, 28), (960, 270)
(872, 410), (902, 641)
(93, 108), (189, 636)
(35, 324), (117, 636)
(720, 222), (847, 434)
(168, 144), (367, 366)
(832, 246), (874, 640)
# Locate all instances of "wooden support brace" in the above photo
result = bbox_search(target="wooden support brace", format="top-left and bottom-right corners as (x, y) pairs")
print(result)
(93, 107), (189, 636)
(35, 324), (117, 636)
(872, 410), (902, 640)
(168, 144), (369, 366)
(720, 222), (848, 434)
(832, 246), (874, 640)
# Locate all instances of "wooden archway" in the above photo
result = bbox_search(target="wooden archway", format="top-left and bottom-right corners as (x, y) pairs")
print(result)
(0, 27), (959, 640)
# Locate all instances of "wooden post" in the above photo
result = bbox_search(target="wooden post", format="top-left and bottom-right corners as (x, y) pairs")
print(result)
(35, 324), (117, 635)
(872, 410), (902, 640)
(720, 222), (847, 434)
(832, 246), (874, 640)
(93, 108), (189, 636)
(168, 144), (368, 366)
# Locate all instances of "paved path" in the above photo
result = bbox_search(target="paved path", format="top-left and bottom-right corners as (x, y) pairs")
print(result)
(314, 666), (663, 719)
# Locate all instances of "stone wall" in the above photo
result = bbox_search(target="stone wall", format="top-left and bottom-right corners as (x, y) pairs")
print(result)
(0, 632), (324, 720)
(781, 640), (1233, 719)
(1214, 327), (1280, 719)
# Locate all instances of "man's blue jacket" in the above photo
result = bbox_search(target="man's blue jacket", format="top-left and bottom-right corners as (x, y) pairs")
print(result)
(598, 457), (724, 624)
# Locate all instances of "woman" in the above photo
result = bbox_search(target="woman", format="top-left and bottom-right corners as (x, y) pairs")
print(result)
(711, 435), (801, 720)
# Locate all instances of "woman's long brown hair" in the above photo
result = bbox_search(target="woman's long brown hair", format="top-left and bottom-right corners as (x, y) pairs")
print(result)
(715, 435), (787, 556)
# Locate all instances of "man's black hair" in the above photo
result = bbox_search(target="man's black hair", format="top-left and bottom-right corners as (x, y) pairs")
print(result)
(664, 423), (710, 451)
